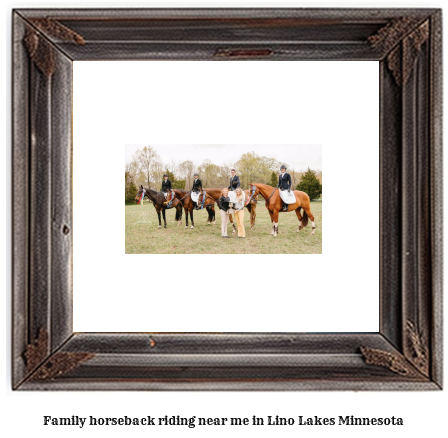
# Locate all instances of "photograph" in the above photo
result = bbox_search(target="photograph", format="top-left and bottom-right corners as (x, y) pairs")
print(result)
(125, 144), (322, 254)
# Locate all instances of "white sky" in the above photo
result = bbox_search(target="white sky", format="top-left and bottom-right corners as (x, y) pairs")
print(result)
(125, 144), (322, 172)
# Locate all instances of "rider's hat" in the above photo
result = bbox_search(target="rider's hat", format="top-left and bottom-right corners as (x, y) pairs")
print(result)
(163, 173), (168, 177)
(280, 164), (287, 170)
(194, 172), (199, 176)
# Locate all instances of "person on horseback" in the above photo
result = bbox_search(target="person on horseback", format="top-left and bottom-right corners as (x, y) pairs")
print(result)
(277, 164), (292, 211)
(191, 172), (202, 210)
(161, 174), (172, 192)
(161, 173), (173, 207)
(228, 169), (240, 191)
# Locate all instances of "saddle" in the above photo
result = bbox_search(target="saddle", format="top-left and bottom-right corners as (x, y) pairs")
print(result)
(191, 191), (200, 203)
(279, 189), (296, 204)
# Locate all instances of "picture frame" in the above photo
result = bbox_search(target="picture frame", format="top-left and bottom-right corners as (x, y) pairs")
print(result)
(12, 8), (442, 390)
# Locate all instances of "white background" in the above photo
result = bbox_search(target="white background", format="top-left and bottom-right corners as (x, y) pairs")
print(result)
(73, 61), (379, 332)
(3, 1), (446, 438)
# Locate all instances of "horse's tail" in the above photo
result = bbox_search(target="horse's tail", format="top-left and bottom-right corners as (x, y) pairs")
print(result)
(175, 206), (181, 221)
(302, 209), (309, 228)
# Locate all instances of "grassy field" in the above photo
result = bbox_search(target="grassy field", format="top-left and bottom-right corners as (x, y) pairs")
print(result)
(125, 201), (322, 254)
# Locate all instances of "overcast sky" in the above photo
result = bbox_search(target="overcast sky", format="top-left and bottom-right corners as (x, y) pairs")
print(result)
(125, 144), (322, 172)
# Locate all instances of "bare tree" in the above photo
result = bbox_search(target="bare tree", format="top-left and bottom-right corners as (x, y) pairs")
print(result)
(135, 146), (161, 187)
(151, 160), (165, 190)
(197, 159), (222, 187)
(219, 161), (233, 188)
(125, 158), (140, 184)
(166, 158), (178, 178)
(235, 152), (280, 188)
(261, 156), (282, 173)
(178, 160), (195, 189)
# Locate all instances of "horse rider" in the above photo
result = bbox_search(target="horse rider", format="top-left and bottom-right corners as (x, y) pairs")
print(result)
(161, 173), (173, 206)
(191, 172), (202, 209)
(228, 168), (240, 191)
(277, 164), (292, 211)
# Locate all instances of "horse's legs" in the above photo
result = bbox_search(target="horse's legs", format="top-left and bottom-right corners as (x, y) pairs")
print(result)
(228, 214), (237, 234)
(251, 204), (256, 230)
(184, 208), (189, 228)
(302, 201), (316, 236)
(190, 210), (194, 229)
(303, 206), (316, 235)
(267, 210), (275, 235)
(177, 205), (182, 226)
(272, 210), (279, 237)
(206, 207), (212, 225)
(209, 207), (216, 225)
(295, 208), (303, 232)
(173, 200), (182, 226)
(162, 208), (167, 228)
(156, 207), (162, 228)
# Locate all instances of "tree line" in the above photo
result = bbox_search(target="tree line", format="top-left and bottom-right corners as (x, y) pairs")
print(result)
(125, 146), (322, 203)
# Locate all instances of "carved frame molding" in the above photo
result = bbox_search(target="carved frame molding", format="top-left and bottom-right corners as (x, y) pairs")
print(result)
(12, 8), (442, 390)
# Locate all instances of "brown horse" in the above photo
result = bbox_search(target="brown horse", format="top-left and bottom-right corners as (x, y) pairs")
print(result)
(171, 189), (196, 229)
(171, 189), (216, 229)
(248, 183), (316, 237)
(198, 188), (259, 231)
(135, 185), (183, 228)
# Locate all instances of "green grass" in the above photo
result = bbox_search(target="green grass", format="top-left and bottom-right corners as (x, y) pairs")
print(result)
(125, 201), (322, 254)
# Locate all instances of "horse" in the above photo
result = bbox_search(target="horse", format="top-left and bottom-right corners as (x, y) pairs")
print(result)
(135, 185), (183, 228)
(248, 183), (316, 237)
(170, 189), (216, 229)
(198, 188), (258, 231)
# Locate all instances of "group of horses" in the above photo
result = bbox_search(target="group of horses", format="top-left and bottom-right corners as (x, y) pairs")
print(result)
(135, 183), (316, 237)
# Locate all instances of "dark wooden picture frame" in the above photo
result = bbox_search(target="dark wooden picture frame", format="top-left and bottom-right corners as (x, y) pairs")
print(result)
(12, 8), (442, 390)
